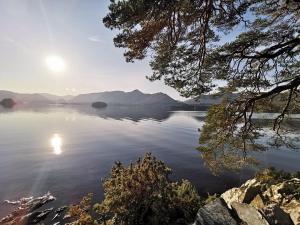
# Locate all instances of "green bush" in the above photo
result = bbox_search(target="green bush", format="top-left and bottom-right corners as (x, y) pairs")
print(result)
(69, 193), (96, 225)
(94, 153), (201, 225)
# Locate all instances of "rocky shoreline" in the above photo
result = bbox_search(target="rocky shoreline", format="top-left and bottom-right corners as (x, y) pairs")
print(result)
(1, 169), (299, 225)
(194, 169), (300, 225)
(0, 192), (68, 225)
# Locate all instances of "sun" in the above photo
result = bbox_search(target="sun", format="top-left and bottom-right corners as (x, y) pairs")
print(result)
(45, 55), (66, 72)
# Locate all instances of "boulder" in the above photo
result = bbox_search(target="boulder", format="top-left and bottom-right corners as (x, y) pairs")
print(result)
(263, 204), (294, 225)
(56, 206), (67, 213)
(250, 194), (265, 210)
(1, 192), (56, 225)
(221, 176), (300, 225)
(193, 198), (238, 225)
(263, 182), (285, 204)
(23, 208), (54, 224)
(231, 202), (269, 225)
(262, 178), (299, 204)
(221, 178), (262, 209)
(281, 199), (300, 225)
(1, 208), (54, 225)
(221, 187), (243, 209)
(261, 178), (300, 225)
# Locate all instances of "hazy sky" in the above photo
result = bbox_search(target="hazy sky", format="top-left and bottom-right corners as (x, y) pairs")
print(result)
(0, 0), (184, 99)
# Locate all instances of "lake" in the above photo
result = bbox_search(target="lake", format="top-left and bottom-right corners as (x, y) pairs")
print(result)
(0, 105), (299, 216)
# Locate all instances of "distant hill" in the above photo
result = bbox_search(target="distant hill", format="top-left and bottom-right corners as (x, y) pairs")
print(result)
(0, 90), (186, 107)
(0, 90), (53, 104)
(185, 93), (238, 106)
(70, 89), (181, 106)
(39, 93), (73, 103)
(185, 92), (300, 113)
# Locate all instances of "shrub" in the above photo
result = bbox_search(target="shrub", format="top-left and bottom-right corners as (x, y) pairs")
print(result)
(94, 153), (201, 225)
(69, 193), (96, 225)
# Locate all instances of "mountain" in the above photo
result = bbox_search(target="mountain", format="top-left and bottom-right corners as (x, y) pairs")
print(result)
(70, 89), (181, 106)
(185, 93), (238, 105)
(0, 90), (53, 104)
(0, 90), (184, 107)
(39, 93), (73, 103)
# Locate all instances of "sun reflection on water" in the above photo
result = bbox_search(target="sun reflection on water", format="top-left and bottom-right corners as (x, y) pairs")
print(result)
(51, 133), (63, 155)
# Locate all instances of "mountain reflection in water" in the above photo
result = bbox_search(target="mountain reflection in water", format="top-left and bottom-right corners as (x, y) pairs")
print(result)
(0, 104), (299, 217)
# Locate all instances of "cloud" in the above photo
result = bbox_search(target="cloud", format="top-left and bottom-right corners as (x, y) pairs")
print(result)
(88, 35), (104, 43)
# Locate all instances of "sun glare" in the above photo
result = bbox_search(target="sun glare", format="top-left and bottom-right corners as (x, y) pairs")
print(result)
(51, 133), (63, 155)
(45, 55), (66, 72)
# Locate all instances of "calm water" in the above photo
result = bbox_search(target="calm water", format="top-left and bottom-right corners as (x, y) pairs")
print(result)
(0, 105), (299, 216)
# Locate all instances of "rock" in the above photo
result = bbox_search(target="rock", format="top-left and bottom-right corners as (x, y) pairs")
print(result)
(221, 176), (299, 225)
(193, 198), (238, 225)
(0, 214), (14, 223)
(52, 206), (68, 221)
(221, 178), (262, 209)
(26, 208), (54, 224)
(231, 202), (269, 225)
(56, 206), (67, 213)
(263, 204), (294, 225)
(4, 196), (34, 205)
(260, 178), (300, 225)
(250, 194), (265, 210)
(28, 192), (56, 211)
(281, 199), (300, 225)
(52, 213), (59, 221)
(63, 214), (71, 220)
(221, 187), (243, 209)
(3, 191), (56, 212)
(263, 182), (285, 203)
(1, 192), (56, 225)
(262, 178), (299, 205)
(241, 179), (263, 203)
(7, 208), (54, 225)
(195, 172), (300, 225)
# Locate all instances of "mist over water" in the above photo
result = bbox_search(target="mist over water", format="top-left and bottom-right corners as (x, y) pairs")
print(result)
(0, 105), (299, 216)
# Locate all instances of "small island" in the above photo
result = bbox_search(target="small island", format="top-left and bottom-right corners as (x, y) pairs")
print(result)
(91, 101), (107, 109)
(0, 98), (16, 108)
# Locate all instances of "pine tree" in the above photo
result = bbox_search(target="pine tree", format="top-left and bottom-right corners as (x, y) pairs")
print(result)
(104, 0), (300, 170)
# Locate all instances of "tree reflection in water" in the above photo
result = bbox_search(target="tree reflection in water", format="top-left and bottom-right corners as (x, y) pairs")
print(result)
(197, 111), (300, 175)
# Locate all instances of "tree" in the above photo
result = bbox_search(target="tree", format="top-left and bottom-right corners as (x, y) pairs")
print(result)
(91, 102), (108, 109)
(0, 98), (15, 108)
(69, 193), (95, 225)
(103, 0), (300, 170)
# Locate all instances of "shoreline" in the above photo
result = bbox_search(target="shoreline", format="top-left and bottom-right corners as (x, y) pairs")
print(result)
(1, 169), (299, 225)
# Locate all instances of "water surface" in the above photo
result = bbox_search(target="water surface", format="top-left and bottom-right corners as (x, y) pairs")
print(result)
(0, 105), (299, 216)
